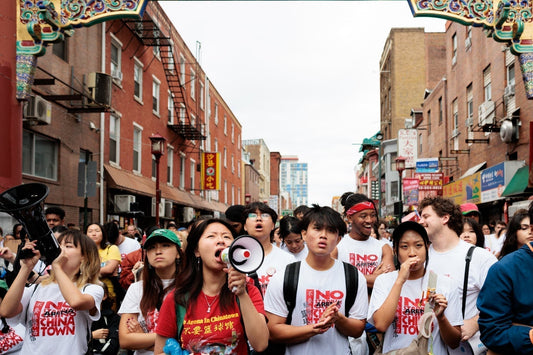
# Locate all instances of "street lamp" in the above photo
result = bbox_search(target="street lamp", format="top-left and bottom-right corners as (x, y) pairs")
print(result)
(149, 133), (166, 227)
(395, 156), (406, 223)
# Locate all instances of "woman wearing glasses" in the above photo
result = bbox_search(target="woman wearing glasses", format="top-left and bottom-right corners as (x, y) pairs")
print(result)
(499, 210), (532, 259)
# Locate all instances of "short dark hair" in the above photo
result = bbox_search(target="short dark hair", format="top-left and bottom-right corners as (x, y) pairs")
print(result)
(299, 204), (346, 237)
(279, 216), (301, 240)
(419, 196), (463, 237)
(45, 206), (65, 220)
(225, 204), (246, 224)
(293, 205), (310, 217)
(52, 225), (69, 234)
(243, 202), (278, 225)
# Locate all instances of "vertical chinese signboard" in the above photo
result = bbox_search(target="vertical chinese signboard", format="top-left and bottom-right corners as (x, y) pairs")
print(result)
(398, 129), (418, 169)
(416, 173), (444, 200)
(201, 152), (220, 190)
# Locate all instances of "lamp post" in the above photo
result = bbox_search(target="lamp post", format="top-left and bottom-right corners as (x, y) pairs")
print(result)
(149, 133), (166, 227)
(395, 156), (406, 223)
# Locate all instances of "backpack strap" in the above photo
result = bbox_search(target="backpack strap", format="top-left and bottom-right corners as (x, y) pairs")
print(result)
(342, 262), (358, 315)
(174, 296), (187, 342)
(283, 261), (301, 324)
(462, 246), (476, 318)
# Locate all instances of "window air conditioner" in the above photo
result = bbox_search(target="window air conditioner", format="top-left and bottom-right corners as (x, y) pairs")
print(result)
(478, 100), (495, 126)
(23, 95), (52, 125)
(87, 72), (112, 107)
(151, 197), (166, 217)
(504, 84), (515, 97)
(114, 195), (135, 212)
(111, 68), (123, 82)
(465, 116), (474, 127)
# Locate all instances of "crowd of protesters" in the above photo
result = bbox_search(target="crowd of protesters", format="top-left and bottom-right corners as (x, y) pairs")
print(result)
(0, 196), (531, 355)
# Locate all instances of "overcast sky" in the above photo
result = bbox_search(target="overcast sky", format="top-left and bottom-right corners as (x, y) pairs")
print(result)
(160, 1), (446, 207)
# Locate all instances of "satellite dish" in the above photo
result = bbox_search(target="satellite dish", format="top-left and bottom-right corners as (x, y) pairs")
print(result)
(500, 119), (515, 143)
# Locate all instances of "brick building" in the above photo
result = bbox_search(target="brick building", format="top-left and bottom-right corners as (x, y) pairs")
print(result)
(10, 1), (243, 231)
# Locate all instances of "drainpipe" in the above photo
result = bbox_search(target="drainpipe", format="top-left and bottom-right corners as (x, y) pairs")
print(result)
(99, 23), (106, 224)
(443, 76), (449, 176)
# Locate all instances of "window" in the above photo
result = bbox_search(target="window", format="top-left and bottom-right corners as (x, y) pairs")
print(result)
(466, 84), (474, 122)
(231, 123), (234, 143)
(152, 23), (160, 57)
(152, 77), (160, 115)
(52, 38), (68, 61)
(224, 180), (227, 203)
(179, 153), (186, 189)
(224, 116), (227, 135)
(190, 69), (196, 99)
(110, 115), (120, 165)
(200, 82), (204, 110)
(465, 27), (472, 50)
(214, 103), (219, 125)
(438, 97), (443, 125)
(179, 55), (186, 85)
(179, 104), (186, 124)
(133, 58), (143, 100)
(232, 185), (235, 205)
(214, 138), (218, 153)
(238, 161), (241, 178)
(22, 130), (58, 180)
(167, 146), (173, 184)
(133, 124), (142, 173)
(190, 159), (196, 192)
(419, 133), (423, 154)
(452, 33), (457, 65)
(231, 154), (235, 174)
(452, 99), (459, 134)
(110, 36), (122, 80)
(223, 148), (227, 167)
(483, 66), (492, 101)
(168, 91), (174, 124)
(507, 62), (516, 86)
(427, 110), (431, 134)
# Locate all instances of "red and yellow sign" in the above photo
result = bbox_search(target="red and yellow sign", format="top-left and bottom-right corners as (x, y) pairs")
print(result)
(201, 152), (220, 190)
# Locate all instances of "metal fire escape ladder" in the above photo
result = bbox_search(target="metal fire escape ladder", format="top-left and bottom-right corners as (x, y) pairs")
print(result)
(122, 16), (205, 141)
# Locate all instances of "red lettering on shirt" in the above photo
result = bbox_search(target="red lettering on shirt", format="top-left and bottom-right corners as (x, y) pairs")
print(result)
(32, 301), (77, 337)
(303, 289), (344, 324)
(395, 297), (425, 335)
(348, 253), (379, 275)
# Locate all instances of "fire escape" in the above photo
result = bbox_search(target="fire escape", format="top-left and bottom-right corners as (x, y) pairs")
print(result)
(122, 14), (206, 142)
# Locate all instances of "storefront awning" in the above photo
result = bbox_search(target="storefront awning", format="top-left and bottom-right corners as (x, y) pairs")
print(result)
(460, 161), (487, 179)
(105, 165), (227, 212)
(501, 166), (530, 197)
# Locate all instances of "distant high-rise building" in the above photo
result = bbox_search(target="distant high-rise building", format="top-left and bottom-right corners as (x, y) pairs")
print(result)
(280, 155), (308, 210)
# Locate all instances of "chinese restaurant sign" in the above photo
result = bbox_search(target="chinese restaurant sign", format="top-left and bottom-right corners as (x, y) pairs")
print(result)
(201, 152), (221, 190)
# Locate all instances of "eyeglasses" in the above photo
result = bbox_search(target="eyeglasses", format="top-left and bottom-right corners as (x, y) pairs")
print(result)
(248, 213), (271, 220)
(519, 224), (531, 231)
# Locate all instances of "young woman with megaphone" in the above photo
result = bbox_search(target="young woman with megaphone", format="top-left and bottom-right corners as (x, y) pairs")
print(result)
(154, 218), (269, 355)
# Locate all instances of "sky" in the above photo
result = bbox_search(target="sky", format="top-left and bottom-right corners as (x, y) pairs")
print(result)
(160, 1), (446, 207)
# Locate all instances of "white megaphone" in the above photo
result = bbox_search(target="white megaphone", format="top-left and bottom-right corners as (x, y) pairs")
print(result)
(220, 235), (264, 274)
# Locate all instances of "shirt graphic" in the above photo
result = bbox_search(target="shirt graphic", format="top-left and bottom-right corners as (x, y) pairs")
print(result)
(302, 288), (344, 325)
(182, 312), (240, 354)
(31, 300), (76, 337)
(394, 296), (425, 336)
(349, 253), (379, 275)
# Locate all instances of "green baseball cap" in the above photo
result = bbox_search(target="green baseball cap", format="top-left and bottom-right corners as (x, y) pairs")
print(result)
(143, 229), (181, 248)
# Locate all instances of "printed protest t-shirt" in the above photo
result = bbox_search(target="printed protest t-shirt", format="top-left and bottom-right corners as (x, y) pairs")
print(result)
(255, 246), (294, 295)
(264, 259), (368, 355)
(368, 271), (463, 355)
(156, 280), (264, 355)
(337, 235), (384, 275)
(15, 283), (103, 354)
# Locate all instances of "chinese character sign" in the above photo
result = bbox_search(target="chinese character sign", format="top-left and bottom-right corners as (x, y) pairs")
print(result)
(201, 152), (220, 190)
(398, 129), (418, 169)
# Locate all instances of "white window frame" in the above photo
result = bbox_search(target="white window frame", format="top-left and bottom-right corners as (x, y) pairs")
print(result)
(507, 62), (516, 86)
(167, 145), (173, 185)
(133, 123), (143, 174)
(190, 158), (196, 193)
(179, 54), (186, 85)
(483, 66), (492, 101)
(152, 76), (161, 116)
(452, 33), (457, 65)
(110, 34), (122, 84)
(224, 180), (228, 204)
(231, 123), (234, 143)
(179, 152), (186, 190)
(224, 115), (227, 135)
(179, 103), (186, 124)
(200, 81), (204, 110)
(109, 114), (121, 166)
(168, 90), (174, 124)
(214, 103), (219, 125)
(231, 154), (235, 174)
(190, 68), (196, 100)
(133, 57), (143, 102)
(223, 148), (227, 168)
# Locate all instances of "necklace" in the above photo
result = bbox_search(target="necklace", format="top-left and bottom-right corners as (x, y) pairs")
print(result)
(203, 292), (218, 313)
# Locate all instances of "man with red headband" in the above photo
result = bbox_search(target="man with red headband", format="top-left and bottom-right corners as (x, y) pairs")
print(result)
(334, 193), (394, 289)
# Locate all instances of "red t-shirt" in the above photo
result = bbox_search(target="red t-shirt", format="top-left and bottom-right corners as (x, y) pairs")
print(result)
(156, 280), (265, 355)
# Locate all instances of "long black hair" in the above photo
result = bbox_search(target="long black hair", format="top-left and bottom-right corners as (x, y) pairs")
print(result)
(499, 210), (529, 259)
(463, 218), (485, 248)
(173, 218), (238, 312)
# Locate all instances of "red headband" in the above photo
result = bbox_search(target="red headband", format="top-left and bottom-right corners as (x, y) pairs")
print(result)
(346, 201), (375, 216)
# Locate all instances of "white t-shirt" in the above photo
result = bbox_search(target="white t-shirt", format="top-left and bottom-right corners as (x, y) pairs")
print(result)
(1, 316), (25, 354)
(118, 279), (174, 355)
(427, 240), (497, 355)
(337, 235), (384, 275)
(290, 244), (309, 261)
(117, 237), (141, 260)
(256, 246), (295, 295)
(14, 282), (103, 355)
(264, 259), (368, 355)
(368, 271), (463, 355)
(484, 234), (505, 255)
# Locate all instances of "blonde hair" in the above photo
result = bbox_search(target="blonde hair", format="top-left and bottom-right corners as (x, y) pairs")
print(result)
(42, 230), (101, 288)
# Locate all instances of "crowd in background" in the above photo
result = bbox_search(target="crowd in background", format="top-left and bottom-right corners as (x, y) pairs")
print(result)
(0, 194), (531, 355)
